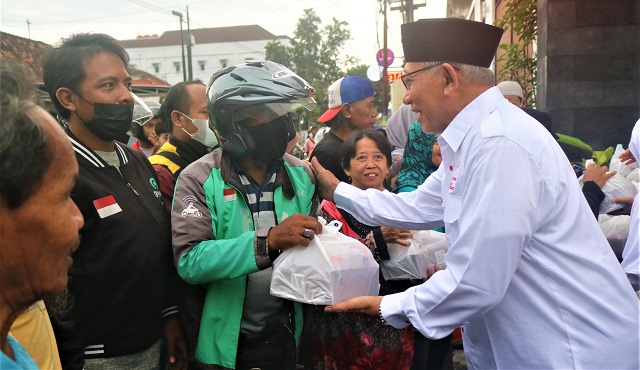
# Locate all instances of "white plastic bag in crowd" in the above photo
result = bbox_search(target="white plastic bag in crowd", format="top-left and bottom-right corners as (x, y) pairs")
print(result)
(381, 230), (448, 280)
(579, 173), (638, 214)
(598, 214), (630, 259)
(270, 219), (380, 305)
(609, 144), (639, 178)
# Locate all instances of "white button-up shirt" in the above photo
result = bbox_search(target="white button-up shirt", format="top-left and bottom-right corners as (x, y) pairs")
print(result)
(334, 87), (639, 369)
(621, 119), (639, 291)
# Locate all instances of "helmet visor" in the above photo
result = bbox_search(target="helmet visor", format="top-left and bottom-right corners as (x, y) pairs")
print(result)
(132, 93), (153, 126)
(233, 96), (317, 125)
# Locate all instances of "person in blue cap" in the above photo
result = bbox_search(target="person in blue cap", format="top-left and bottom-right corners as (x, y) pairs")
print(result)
(310, 75), (378, 184)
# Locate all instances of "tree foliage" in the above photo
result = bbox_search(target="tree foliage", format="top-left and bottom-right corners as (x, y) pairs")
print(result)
(265, 9), (356, 126)
(495, 0), (537, 106)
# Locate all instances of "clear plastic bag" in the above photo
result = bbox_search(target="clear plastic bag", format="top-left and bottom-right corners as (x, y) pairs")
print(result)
(270, 219), (380, 305)
(381, 230), (448, 280)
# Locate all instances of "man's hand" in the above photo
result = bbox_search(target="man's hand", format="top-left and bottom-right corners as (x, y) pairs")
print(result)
(380, 227), (413, 246)
(268, 214), (322, 251)
(310, 158), (340, 202)
(619, 148), (637, 165)
(164, 318), (188, 370)
(324, 296), (383, 316)
(583, 163), (616, 188)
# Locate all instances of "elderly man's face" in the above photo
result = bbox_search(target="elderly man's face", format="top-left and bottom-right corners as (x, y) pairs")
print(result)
(402, 62), (449, 134)
(0, 107), (83, 299)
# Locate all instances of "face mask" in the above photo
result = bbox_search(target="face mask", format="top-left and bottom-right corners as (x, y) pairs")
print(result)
(180, 112), (218, 148)
(75, 95), (133, 142)
(245, 116), (290, 168)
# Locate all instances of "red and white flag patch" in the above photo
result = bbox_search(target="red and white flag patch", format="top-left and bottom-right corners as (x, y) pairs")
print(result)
(223, 188), (236, 202)
(93, 195), (122, 219)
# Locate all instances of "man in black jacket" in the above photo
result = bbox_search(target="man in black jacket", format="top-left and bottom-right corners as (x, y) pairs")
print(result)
(43, 33), (187, 370)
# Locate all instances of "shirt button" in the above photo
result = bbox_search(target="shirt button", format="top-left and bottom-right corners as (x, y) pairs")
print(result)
(449, 165), (453, 171)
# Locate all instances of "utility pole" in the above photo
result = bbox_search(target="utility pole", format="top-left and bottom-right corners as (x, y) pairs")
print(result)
(26, 19), (31, 39)
(186, 6), (193, 80)
(389, 0), (426, 24)
(171, 11), (187, 81)
(382, 0), (389, 118)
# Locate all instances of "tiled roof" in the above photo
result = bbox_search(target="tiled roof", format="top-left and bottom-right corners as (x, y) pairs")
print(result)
(1, 31), (52, 81)
(119, 24), (287, 48)
(129, 68), (170, 86)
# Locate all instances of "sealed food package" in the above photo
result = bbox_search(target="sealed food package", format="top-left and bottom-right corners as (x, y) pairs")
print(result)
(270, 219), (379, 305)
(381, 230), (448, 280)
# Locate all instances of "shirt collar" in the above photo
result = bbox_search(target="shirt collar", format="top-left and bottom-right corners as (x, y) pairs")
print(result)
(440, 86), (504, 153)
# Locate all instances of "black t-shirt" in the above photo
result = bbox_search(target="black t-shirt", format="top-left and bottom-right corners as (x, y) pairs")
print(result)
(310, 131), (350, 183)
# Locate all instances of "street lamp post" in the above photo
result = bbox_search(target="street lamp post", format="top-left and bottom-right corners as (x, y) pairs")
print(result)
(172, 10), (187, 82)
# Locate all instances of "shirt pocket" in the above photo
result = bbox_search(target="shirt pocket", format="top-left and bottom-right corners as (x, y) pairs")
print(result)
(443, 194), (462, 224)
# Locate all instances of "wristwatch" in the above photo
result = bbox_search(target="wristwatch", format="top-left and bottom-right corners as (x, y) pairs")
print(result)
(256, 227), (271, 256)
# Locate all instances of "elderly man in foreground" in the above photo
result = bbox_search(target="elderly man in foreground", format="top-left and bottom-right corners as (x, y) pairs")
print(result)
(312, 18), (639, 369)
(0, 59), (84, 368)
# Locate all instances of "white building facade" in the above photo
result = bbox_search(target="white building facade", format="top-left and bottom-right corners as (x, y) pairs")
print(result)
(120, 25), (289, 85)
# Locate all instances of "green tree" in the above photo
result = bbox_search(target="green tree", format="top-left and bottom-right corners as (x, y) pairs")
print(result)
(265, 8), (356, 127)
(495, 0), (537, 106)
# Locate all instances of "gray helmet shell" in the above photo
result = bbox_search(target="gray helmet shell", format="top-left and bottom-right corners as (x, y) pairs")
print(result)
(207, 60), (316, 155)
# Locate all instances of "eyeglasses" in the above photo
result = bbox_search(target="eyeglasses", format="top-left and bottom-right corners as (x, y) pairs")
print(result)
(400, 63), (443, 90)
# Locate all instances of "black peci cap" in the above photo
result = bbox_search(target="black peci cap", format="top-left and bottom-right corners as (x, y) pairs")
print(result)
(401, 18), (504, 68)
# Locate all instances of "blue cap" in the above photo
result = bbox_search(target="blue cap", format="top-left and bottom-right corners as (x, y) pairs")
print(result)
(318, 75), (375, 123)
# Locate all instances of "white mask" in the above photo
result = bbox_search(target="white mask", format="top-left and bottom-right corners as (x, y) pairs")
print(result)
(180, 112), (218, 148)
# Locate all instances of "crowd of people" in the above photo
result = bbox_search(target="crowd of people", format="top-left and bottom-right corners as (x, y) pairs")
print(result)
(0, 17), (638, 370)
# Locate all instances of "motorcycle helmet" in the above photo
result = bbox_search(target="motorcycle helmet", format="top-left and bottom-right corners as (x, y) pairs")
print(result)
(131, 99), (161, 140)
(207, 60), (316, 155)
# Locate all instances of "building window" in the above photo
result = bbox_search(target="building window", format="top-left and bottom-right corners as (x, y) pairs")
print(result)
(152, 63), (160, 74)
(220, 59), (228, 68)
(198, 60), (206, 71)
(174, 62), (181, 73)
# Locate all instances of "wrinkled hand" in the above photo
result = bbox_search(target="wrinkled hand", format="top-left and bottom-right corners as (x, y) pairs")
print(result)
(583, 163), (616, 188)
(380, 227), (412, 246)
(164, 318), (188, 370)
(310, 158), (340, 202)
(324, 296), (383, 316)
(268, 213), (322, 251)
(619, 148), (637, 165)
(610, 197), (635, 216)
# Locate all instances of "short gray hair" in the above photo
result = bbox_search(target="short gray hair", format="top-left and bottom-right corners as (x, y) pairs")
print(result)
(0, 60), (52, 209)
(422, 61), (495, 86)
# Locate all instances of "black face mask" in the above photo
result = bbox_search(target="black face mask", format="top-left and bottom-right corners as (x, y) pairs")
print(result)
(75, 95), (133, 142)
(246, 116), (291, 169)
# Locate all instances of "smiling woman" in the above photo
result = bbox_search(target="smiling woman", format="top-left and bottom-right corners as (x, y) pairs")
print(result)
(310, 129), (415, 369)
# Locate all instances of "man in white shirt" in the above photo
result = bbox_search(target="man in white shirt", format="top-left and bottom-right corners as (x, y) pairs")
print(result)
(621, 118), (639, 294)
(312, 18), (639, 369)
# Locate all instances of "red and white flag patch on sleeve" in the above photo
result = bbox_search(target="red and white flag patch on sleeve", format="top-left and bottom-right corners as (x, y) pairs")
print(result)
(93, 195), (122, 219)
(223, 188), (236, 202)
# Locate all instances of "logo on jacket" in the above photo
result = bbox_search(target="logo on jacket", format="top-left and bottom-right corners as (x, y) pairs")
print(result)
(149, 178), (162, 199)
(180, 195), (203, 218)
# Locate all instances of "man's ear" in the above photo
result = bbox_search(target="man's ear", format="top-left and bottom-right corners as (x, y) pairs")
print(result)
(341, 104), (352, 119)
(171, 110), (185, 128)
(442, 63), (460, 96)
(56, 87), (77, 112)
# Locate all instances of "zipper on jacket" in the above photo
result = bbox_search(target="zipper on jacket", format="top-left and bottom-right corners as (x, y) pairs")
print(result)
(126, 182), (140, 196)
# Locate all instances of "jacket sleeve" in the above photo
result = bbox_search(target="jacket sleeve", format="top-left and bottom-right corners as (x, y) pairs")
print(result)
(153, 164), (177, 214)
(171, 170), (262, 285)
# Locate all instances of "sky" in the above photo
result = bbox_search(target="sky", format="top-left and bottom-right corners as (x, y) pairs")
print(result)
(1, 0), (446, 70)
